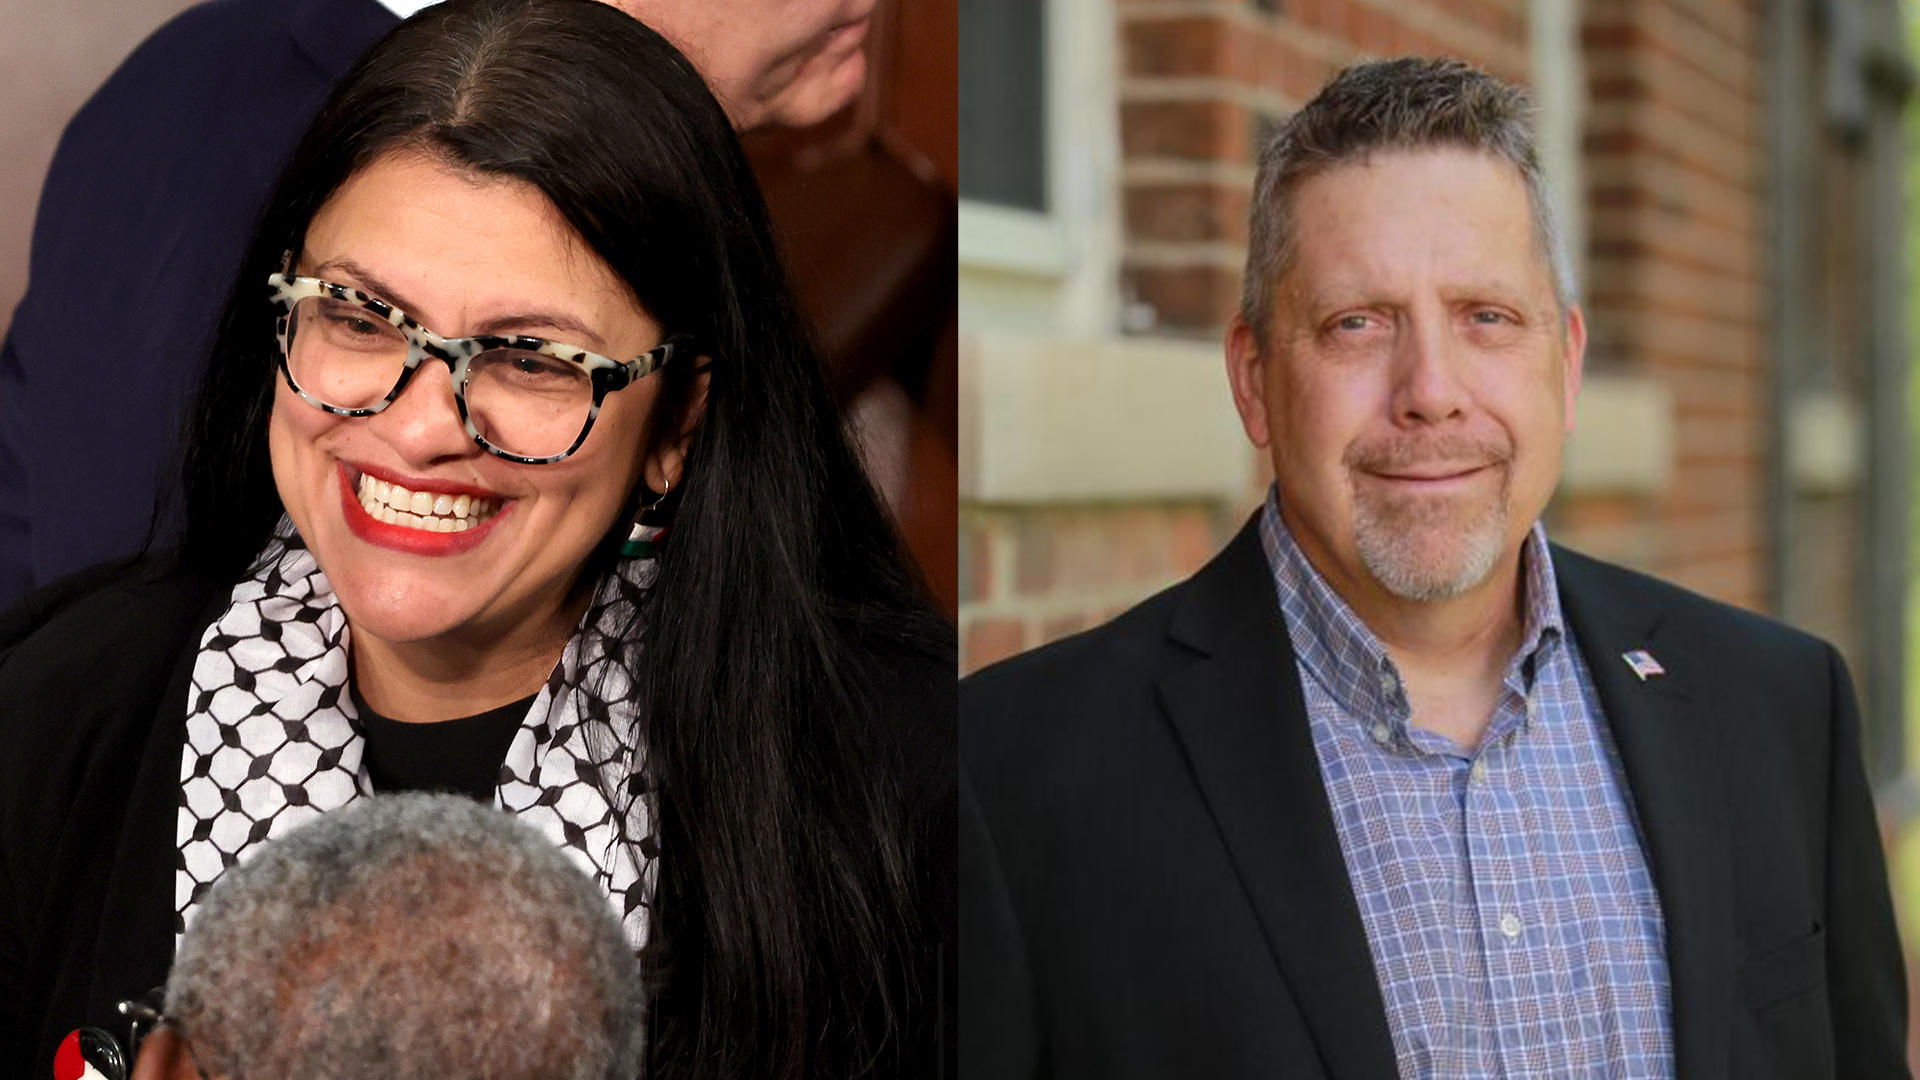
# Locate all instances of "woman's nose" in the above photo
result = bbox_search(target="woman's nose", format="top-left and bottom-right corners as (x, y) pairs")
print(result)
(367, 359), (477, 462)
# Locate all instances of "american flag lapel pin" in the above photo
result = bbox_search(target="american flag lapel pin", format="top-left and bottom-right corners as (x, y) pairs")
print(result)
(1621, 649), (1665, 681)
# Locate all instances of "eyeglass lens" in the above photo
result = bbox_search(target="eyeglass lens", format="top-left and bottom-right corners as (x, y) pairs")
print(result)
(287, 296), (595, 459)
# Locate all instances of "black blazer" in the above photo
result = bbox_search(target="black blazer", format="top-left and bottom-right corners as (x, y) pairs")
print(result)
(961, 517), (1908, 1079)
(0, 0), (396, 607)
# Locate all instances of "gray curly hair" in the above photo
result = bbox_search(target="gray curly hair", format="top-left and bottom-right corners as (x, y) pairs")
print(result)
(1240, 56), (1574, 340)
(165, 793), (647, 1080)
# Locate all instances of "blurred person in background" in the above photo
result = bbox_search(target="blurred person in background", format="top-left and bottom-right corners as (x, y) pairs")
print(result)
(1, 2), (952, 1077)
(123, 793), (646, 1080)
(960, 58), (1907, 1079)
(0, 0), (879, 609)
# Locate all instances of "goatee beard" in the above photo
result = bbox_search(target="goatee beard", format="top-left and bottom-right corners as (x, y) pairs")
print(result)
(1345, 435), (1511, 601)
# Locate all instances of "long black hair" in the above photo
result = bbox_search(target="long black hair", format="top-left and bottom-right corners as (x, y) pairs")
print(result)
(179, 2), (950, 1075)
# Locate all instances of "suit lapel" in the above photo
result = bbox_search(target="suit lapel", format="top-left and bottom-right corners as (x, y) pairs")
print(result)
(1157, 522), (1398, 1080)
(1556, 549), (1733, 1080)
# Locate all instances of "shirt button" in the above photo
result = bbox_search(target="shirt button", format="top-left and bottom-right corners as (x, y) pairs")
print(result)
(1378, 672), (1397, 696)
(1469, 760), (1488, 784)
(1499, 912), (1522, 939)
(1370, 723), (1392, 746)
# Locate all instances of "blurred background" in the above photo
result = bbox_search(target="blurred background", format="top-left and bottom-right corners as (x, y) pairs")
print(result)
(0, 0), (958, 615)
(960, 0), (1920, 1055)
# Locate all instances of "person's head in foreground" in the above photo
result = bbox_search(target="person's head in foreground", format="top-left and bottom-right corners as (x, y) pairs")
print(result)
(1225, 56), (1583, 626)
(131, 793), (644, 1080)
(176, 0), (944, 1075)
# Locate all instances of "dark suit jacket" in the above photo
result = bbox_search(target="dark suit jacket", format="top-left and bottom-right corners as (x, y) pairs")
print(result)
(0, 0), (396, 607)
(961, 517), (1908, 1079)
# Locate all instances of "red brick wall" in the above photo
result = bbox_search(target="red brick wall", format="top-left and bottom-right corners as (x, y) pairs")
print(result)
(961, 503), (1229, 670)
(1564, 0), (1769, 611)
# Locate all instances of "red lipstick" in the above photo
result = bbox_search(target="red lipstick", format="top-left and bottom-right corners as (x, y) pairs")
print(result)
(337, 462), (509, 556)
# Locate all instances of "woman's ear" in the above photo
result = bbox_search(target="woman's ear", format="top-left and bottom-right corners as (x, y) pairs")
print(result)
(643, 363), (710, 492)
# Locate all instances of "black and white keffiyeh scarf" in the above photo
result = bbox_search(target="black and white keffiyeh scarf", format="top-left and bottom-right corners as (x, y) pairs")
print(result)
(175, 521), (657, 950)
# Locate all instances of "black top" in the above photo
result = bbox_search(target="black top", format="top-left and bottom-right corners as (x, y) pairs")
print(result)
(351, 684), (534, 802)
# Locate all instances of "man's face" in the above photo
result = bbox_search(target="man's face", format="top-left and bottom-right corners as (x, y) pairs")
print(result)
(1227, 148), (1585, 607)
(613, 0), (876, 129)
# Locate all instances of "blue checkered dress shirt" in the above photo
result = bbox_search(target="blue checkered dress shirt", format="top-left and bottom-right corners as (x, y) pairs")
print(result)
(1258, 492), (1674, 1078)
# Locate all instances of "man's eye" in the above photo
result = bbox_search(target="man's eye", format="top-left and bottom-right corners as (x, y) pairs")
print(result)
(1334, 314), (1372, 332)
(1470, 309), (1511, 325)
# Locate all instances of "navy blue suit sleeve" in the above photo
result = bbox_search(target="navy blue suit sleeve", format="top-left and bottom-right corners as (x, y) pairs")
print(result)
(0, 334), (33, 608)
(0, 0), (395, 611)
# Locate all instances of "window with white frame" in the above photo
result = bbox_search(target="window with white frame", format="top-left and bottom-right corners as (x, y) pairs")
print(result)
(958, 0), (1121, 338)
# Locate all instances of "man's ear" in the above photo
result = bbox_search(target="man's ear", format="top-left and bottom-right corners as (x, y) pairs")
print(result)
(1225, 315), (1273, 449)
(130, 1026), (210, 1080)
(644, 364), (711, 492)
(1561, 304), (1587, 434)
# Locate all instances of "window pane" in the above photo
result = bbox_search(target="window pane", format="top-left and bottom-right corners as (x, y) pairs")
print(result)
(960, 0), (1047, 212)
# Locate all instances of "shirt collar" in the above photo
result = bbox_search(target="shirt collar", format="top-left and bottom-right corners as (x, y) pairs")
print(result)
(1256, 485), (1565, 736)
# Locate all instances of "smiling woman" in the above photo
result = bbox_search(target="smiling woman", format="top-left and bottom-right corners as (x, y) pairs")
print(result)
(267, 150), (677, 718)
(0, 1), (952, 1078)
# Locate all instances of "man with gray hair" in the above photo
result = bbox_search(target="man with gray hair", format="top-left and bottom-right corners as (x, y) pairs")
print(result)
(125, 794), (645, 1080)
(961, 57), (1907, 1078)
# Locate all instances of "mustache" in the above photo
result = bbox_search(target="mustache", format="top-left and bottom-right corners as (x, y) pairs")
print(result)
(1344, 434), (1512, 473)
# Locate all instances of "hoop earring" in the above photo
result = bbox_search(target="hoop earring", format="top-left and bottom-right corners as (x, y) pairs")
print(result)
(621, 476), (674, 558)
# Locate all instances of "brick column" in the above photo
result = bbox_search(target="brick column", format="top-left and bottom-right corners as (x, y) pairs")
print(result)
(1572, 0), (1768, 609)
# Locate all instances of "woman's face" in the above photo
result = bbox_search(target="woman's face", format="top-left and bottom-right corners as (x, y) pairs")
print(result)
(269, 149), (665, 653)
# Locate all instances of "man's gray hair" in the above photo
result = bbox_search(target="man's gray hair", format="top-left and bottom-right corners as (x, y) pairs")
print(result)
(165, 793), (647, 1080)
(1240, 57), (1575, 339)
